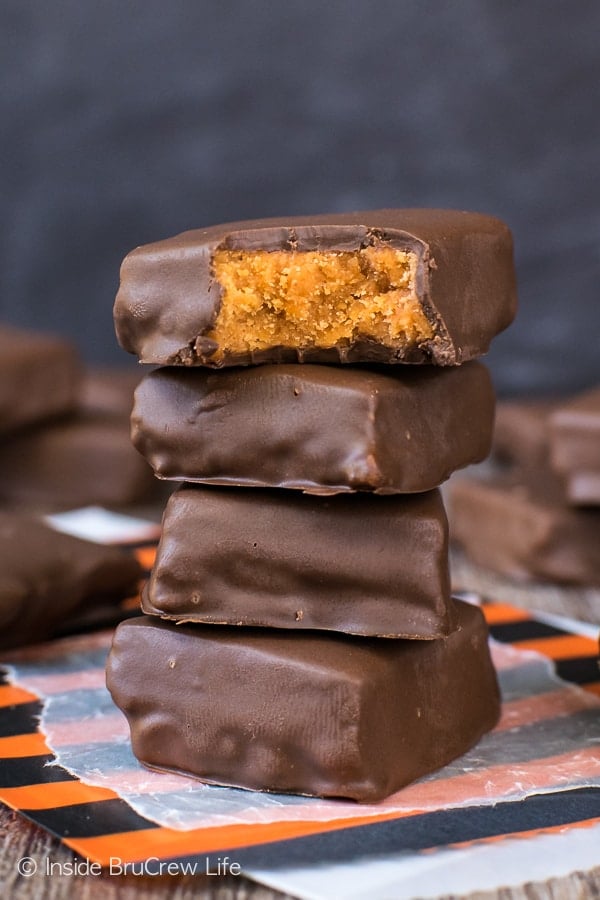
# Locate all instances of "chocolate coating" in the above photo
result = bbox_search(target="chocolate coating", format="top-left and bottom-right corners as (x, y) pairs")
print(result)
(106, 600), (500, 802)
(132, 361), (494, 494)
(0, 514), (141, 650)
(81, 367), (142, 418)
(143, 484), (452, 639)
(447, 472), (600, 586)
(114, 209), (516, 367)
(0, 413), (157, 511)
(493, 399), (556, 470)
(0, 324), (82, 435)
(550, 387), (600, 506)
(492, 394), (600, 506)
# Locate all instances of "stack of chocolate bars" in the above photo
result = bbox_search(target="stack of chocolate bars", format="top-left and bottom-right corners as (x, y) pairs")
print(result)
(107, 209), (517, 802)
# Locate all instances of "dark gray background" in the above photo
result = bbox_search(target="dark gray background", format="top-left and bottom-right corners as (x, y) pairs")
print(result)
(2, 0), (599, 396)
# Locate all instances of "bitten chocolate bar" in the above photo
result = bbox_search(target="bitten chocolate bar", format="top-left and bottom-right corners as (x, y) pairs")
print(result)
(107, 600), (500, 802)
(447, 472), (600, 586)
(114, 209), (516, 367)
(132, 361), (494, 494)
(0, 324), (82, 435)
(0, 514), (141, 650)
(550, 387), (600, 506)
(142, 485), (453, 639)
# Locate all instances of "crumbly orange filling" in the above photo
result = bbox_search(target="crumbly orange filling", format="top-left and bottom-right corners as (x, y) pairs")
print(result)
(209, 247), (432, 355)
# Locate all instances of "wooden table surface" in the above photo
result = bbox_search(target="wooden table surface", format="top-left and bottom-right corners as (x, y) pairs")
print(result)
(1, 553), (599, 899)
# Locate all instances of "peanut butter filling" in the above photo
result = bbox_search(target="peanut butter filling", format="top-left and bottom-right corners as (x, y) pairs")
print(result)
(209, 246), (432, 355)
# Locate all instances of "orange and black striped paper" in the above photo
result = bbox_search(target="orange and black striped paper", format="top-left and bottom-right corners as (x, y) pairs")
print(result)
(1, 541), (599, 873)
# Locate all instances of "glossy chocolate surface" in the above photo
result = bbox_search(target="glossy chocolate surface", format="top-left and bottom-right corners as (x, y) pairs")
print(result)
(0, 324), (82, 435)
(143, 484), (452, 638)
(107, 600), (500, 802)
(114, 209), (516, 367)
(0, 514), (141, 650)
(132, 361), (494, 494)
(550, 387), (600, 506)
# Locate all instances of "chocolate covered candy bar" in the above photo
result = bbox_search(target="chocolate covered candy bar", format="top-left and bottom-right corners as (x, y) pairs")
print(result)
(0, 514), (141, 650)
(0, 413), (157, 510)
(107, 600), (500, 802)
(132, 361), (494, 494)
(143, 485), (451, 638)
(493, 399), (556, 470)
(447, 472), (600, 586)
(81, 367), (142, 418)
(550, 387), (600, 505)
(114, 209), (516, 367)
(0, 324), (82, 434)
